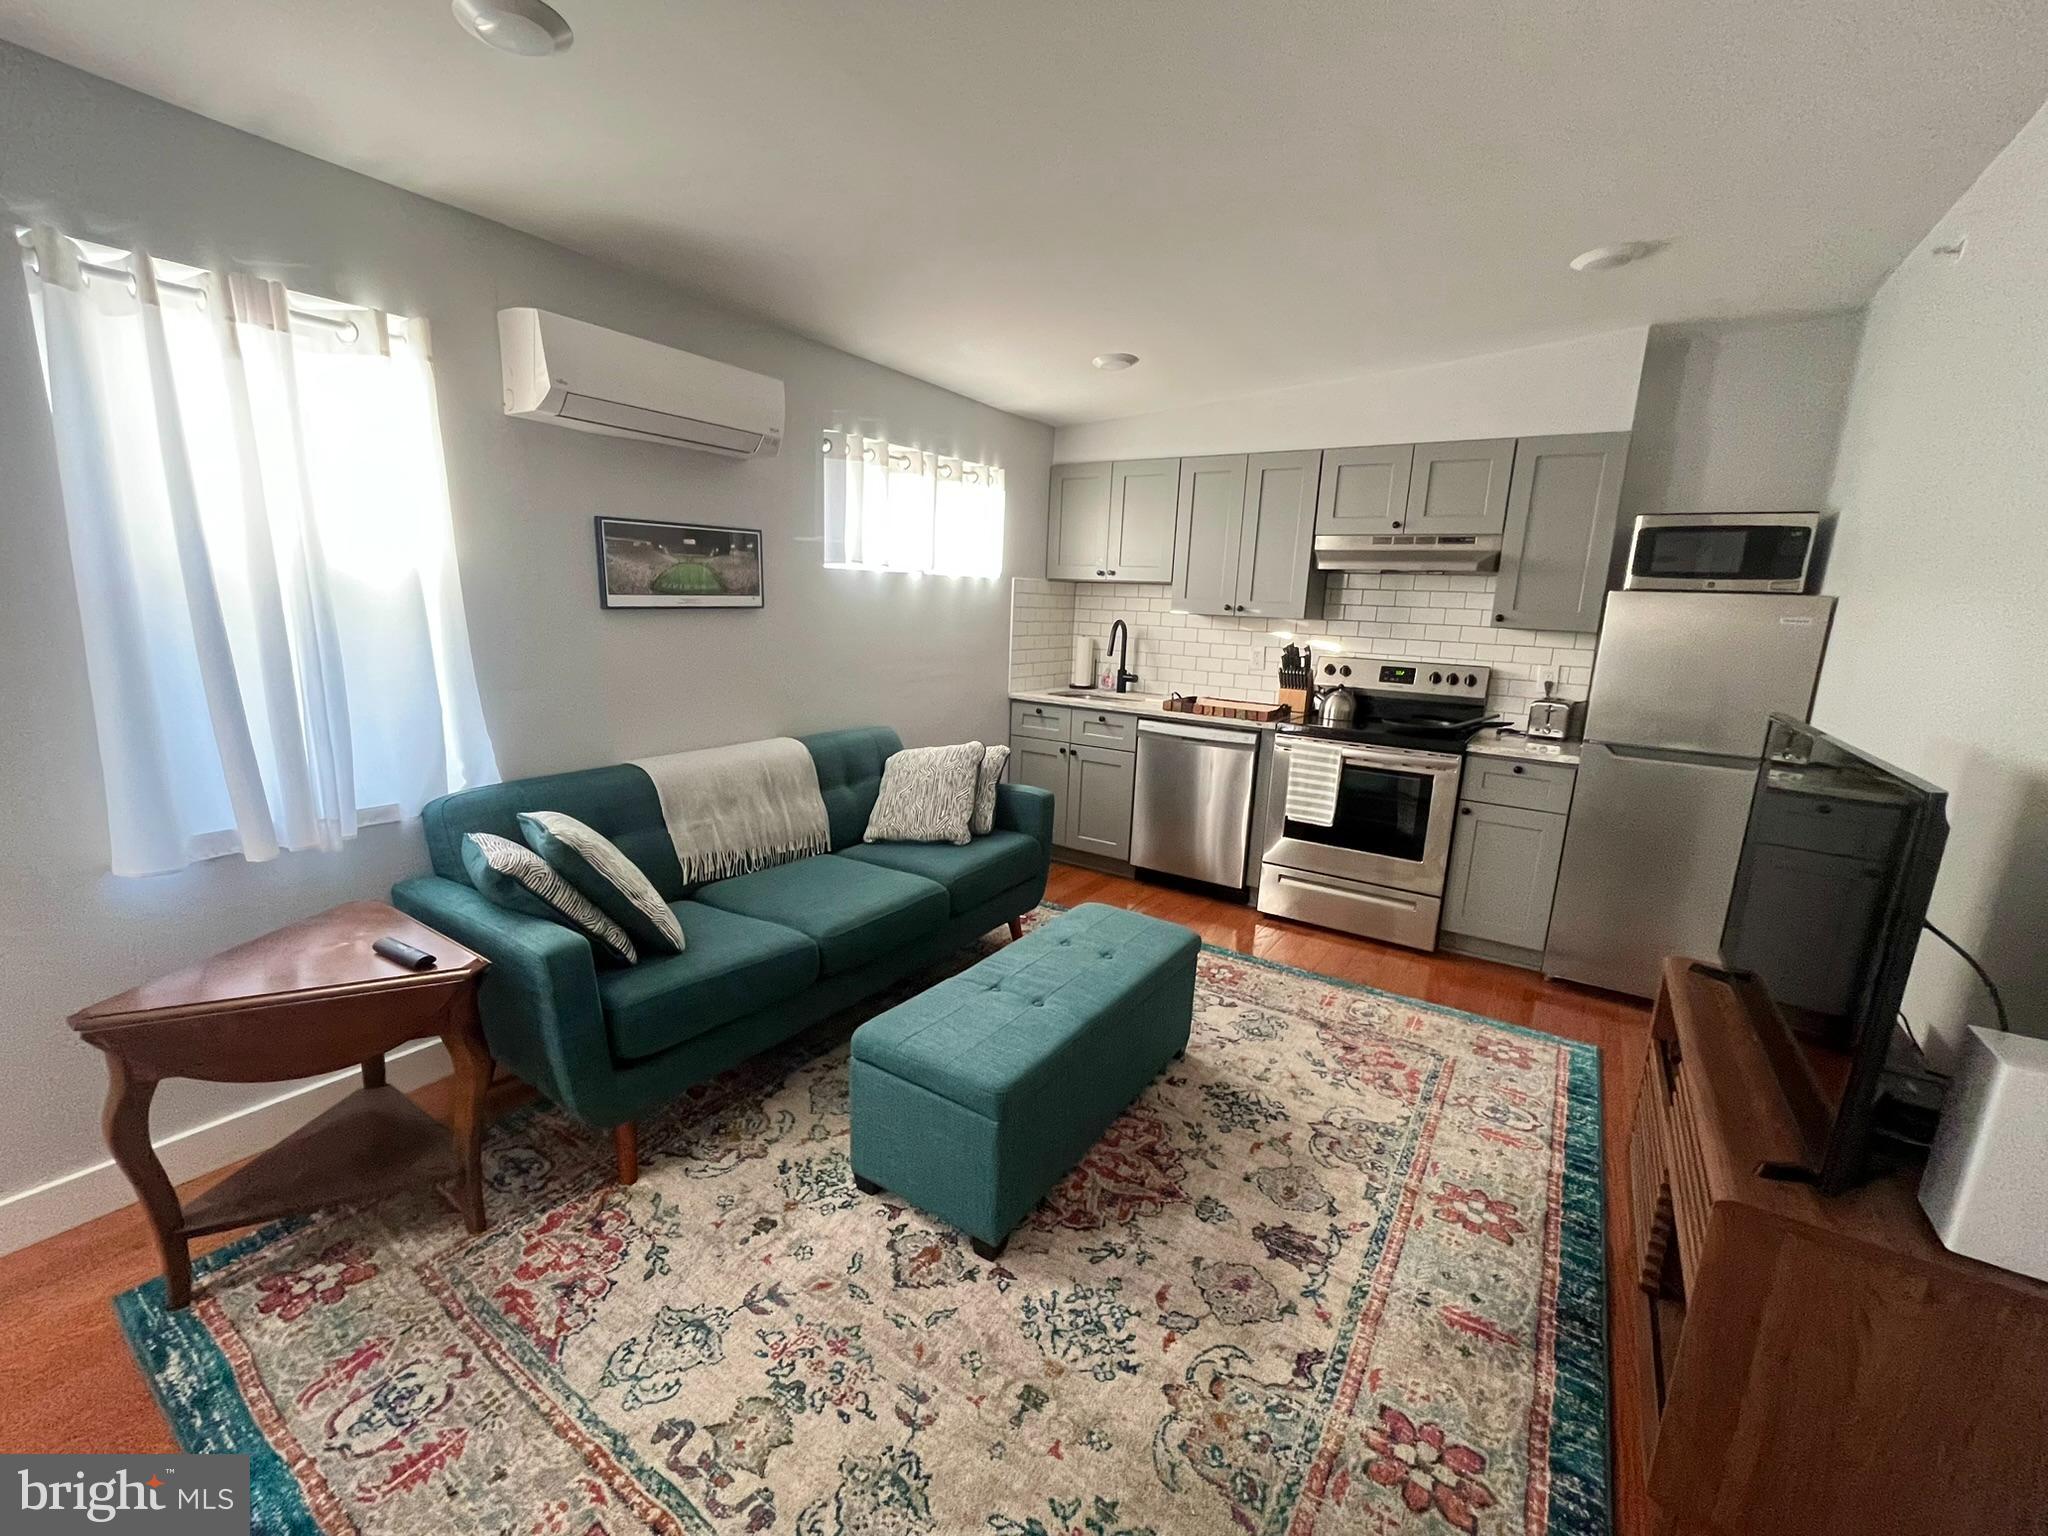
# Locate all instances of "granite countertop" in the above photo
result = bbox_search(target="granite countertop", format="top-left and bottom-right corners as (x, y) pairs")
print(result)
(1467, 727), (1582, 766)
(1008, 689), (1279, 732)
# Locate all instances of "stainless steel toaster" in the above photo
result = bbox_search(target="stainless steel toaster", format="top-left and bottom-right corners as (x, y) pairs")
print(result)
(1526, 697), (1576, 740)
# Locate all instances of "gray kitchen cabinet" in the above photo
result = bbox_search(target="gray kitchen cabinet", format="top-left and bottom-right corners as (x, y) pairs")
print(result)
(1010, 699), (1071, 742)
(1008, 738), (1070, 846)
(1315, 443), (1415, 536)
(1405, 438), (1515, 538)
(1441, 799), (1569, 955)
(1064, 744), (1137, 861)
(1047, 459), (1179, 581)
(1492, 432), (1630, 634)
(1234, 451), (1326, 620)
(1046, 462), (1114, 580)
(1071, 708), (1138, 750)
(1171, 454), (1249, 615)
(1106, 459), (1180, 583)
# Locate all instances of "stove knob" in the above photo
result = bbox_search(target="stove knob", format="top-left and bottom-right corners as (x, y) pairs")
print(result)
(1338, 665), (1352, 677)
(1323, 663), (1336, 675)
(1429, 671), (1443, 685)
(1464, 673), (1479, 687)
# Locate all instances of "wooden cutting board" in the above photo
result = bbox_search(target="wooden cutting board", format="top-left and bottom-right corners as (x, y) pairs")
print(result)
(1163, 695), (1285, 722)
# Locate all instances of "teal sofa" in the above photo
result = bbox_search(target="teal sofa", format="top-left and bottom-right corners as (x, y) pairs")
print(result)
(392, 726), (1053, 1181)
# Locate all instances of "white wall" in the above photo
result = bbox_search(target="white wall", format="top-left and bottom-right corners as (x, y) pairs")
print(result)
(0, 43), (1051, 1249)
(1812, 101), (2048, 1068)
(1051, 328), (1648, 461)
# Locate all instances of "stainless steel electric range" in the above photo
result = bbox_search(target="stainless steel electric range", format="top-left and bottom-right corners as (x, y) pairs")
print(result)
(1257, 656), (1497, 950)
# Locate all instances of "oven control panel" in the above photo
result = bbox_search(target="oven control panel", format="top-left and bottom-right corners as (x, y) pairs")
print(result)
(1314, 656), (1489, 699)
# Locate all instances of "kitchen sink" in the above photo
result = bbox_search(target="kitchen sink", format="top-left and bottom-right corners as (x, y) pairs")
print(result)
(1057, 688), (1163, 703)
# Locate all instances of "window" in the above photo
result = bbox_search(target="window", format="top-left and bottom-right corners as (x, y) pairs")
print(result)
(821, 430), (1004, 578)
(18, 225), (499, 876)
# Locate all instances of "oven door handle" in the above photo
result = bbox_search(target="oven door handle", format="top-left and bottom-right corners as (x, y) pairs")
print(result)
(1278, 742), (1460, 777)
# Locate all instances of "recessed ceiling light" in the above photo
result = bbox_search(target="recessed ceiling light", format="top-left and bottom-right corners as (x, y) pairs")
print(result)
(453, 0), (574, 56)
(1569, 241), (1661, 273)
(1091, 352), (1140, 371)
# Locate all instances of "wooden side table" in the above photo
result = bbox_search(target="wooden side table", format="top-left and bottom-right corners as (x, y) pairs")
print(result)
(69, 900), (491, 1309)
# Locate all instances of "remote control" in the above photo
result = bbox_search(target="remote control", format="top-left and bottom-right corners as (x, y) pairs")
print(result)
(373, 937), (437, 971)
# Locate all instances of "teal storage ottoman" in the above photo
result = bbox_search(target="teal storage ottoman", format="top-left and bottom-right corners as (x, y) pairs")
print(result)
(849, 903), (1199, 1257)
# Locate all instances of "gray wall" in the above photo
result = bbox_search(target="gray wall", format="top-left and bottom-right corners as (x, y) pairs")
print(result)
(1812, 102), (2048, 1068)
(0, 43), (1051, 1225)
(1619, 311), (1863, 548)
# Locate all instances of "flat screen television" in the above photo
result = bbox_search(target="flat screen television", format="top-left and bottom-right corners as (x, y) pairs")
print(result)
(1718, 715), (1949, 1194)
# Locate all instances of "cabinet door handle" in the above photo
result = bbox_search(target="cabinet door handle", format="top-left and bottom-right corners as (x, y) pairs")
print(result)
(1493, 614), (1505, 623)
(1391, 520), (1403, 530)
(1108, 569), (1118, 576)
(1512, 765), (1526, 775)
(1460, 806), (1472, 816)
(1096, 569), (1106, 576)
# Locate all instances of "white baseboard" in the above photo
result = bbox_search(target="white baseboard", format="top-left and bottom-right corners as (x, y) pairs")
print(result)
(0, 1040), (454, 1258)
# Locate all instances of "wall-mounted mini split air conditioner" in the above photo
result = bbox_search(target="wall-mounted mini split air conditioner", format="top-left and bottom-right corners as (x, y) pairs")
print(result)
(498, 307), (784, 458)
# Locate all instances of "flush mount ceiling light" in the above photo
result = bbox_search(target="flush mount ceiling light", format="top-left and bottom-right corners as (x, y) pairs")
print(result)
(1569, 241), (1662, 273)
(453, 0), (574, 56)
(1091, 352), (1140, 371)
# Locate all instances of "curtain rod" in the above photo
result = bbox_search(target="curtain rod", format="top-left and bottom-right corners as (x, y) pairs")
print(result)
(16, 231), (368, 339)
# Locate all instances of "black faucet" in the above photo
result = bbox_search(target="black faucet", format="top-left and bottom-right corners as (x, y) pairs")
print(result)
(1107, 620), (1137, 693)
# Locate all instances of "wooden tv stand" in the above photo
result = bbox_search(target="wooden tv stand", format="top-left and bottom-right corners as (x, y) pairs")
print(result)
(1626, 957), (2048, 1535)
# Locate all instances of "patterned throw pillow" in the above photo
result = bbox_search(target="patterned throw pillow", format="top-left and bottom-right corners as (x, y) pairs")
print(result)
(863, 742), (984, 846)
(517, 811), (685, 955)
(461, 832), (638, 965)
(971, 743), (1010, 836)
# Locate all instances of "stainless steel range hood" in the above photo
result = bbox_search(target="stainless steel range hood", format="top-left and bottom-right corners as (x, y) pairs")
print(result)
(1312, 534), (1501, 574)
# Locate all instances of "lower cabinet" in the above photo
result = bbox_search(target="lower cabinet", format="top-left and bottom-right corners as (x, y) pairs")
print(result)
(1008, 716), (1136, 864)
(1064, 745), (1136, 862)
(1441, 758), (1577, 963)
(1008, 737), (1072, 847)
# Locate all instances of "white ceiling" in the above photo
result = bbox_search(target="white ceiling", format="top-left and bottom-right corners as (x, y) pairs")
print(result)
(3, 1), (2044, 425)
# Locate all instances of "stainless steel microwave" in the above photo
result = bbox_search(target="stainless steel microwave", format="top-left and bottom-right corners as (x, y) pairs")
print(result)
(1623, 512), (1818, 592)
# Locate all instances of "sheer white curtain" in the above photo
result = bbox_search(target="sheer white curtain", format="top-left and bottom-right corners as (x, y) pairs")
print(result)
(822, 430), (1003, 578)
(21, 226), (498, 876)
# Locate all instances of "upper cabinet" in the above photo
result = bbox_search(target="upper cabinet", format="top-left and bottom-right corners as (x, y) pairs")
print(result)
(1492, 432), (1630, 634)
(1404, 438), (1515, 537)
(1172, 450), (1324, 619)
(1315, 444), (1415, 536)
(1048, 430), (1627, 633)
(1171, 455), (1248, 615)
(1234, 451), (1324, 619)
(1046, 462), (1114, 580)
(1106, 459), (1180, 583)
(1046, 459), (1178, 581)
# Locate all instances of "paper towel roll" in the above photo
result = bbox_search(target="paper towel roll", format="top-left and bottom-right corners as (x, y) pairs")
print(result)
(1070, 636), (1097, 689)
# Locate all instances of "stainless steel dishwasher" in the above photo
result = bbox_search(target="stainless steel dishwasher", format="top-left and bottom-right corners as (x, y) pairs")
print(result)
(1131, 718), (1259, 887)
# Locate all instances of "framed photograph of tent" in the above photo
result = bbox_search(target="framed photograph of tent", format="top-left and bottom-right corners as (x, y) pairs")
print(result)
(594, 517), (765, 609)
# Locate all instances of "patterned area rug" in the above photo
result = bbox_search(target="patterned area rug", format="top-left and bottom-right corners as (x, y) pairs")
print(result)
(119, 908), (1606, 1536)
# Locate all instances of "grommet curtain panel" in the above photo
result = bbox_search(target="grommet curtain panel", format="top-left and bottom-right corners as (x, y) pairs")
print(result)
(821, 429), (1004, 578)
(20, 226), (499, 876)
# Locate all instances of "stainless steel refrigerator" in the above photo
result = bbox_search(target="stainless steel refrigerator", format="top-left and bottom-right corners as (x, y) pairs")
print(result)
(1543, 591), (1835, 997)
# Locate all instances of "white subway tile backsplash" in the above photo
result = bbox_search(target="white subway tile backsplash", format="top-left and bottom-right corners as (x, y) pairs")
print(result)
(1011, 568), (1603, 714)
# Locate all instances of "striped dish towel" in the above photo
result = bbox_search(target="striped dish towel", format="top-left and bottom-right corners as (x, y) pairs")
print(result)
(1284, 742), (1343, 827)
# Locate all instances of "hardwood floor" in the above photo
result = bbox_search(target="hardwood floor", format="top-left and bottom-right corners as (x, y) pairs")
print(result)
(0, 864), (1653, 1531)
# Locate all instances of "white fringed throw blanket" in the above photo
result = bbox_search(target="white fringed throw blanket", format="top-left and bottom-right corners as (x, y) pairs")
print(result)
(632, 737), (832, 884)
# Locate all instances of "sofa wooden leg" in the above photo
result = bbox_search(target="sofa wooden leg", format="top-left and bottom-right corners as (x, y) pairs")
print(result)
(614, 1122), (639, 1186)
(971, 1234), (1008, 1262)
(854, 1174), (882, 1195)
(1007, 917), (1024, 941)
